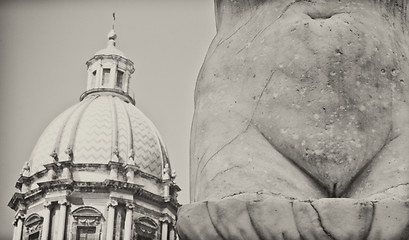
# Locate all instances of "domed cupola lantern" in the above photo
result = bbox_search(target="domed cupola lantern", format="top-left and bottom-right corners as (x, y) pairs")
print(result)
(81, 16), (135, 104)
(9, 15), (180, 240)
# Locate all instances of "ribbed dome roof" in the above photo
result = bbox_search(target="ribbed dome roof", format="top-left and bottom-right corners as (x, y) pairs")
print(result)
(29, 94), (169, 179)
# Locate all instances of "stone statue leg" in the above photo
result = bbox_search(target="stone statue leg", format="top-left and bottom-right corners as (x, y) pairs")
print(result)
(346, 122), (409, 200)
(193, 125), (327, 201)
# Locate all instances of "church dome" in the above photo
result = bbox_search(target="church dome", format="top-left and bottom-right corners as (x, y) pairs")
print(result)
(19, 24), (176, 185)
(28, 93), (170, 180)
(9, 18), (179, 240)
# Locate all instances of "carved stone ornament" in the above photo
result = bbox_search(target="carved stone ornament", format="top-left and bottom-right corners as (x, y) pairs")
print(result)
(135, 217), (158, 239)
(128, 148), (135, 160)
(43, 201), (52, 209)
(20, 161), (30, 177)
(49, 150), (58, 161)
(71, 206), (103, 240)
(127, 157), (136, 166)
(162, 164), (171, 180)
(113, 147), (120, 157)
(126, 203), (135, 210)
(24, 214), (43, 235)
(58, 199), (70, 206)
(112, 147), (120, 162)
(15, 211), (25, 222)
(72, 206), (102, 219)
(64, 147), (73, 161)
(77, 218), (99, 226)
(107, 199), (118, 208)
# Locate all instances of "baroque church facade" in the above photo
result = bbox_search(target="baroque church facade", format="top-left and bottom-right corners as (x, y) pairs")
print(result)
(8, 24), (180, 240)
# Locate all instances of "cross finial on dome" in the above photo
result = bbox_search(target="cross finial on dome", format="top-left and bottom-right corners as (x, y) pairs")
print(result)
(108, 13), (117, 44)
(112, 12), (116, 29)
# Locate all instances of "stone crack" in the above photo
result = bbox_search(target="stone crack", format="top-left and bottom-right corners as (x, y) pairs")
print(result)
(209, 165), (242, 182)
(310, 203), (337, 240)
(206, 201), (227, 240)
(247, 70), (276, 129)
(246, 201), (263, 240)
(237, 0), (312, 54)
(220, 191), (296, 200)
(364, 202), (376, 240)
(221, 192), (246, 199)
(290, 201), (306, 240)
(199, 129), (248, 175)
(218, 13), (256, 47)
(368, 182), (409, 197)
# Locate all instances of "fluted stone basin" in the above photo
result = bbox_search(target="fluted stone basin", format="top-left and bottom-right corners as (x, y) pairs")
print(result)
(177, 198), (409, 240)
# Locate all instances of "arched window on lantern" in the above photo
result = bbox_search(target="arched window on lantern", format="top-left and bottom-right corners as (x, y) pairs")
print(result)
(116, 70), (124, 89)
(91, 70), (97, 88)
(24, 214), (44, 240)
(71, 206), (104, 240)
(101, 68), (110, 86)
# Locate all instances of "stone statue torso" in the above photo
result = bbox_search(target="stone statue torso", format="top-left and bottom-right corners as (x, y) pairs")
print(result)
(191, 0), (409, 200)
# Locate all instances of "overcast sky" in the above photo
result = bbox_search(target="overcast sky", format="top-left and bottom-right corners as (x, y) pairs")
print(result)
(0, 1), (215, 238)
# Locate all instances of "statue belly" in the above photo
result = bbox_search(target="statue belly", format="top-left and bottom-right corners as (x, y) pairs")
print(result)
(250, 3), (397, 196)
(192, 0), (407, 199)
(255, 89), (392, 196)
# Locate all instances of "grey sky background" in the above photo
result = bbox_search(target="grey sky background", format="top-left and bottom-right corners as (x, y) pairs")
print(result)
(0, 1), (215, 238)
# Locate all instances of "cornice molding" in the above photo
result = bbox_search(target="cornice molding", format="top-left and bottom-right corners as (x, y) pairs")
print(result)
(8, 192), (25, 211)
(9, 180), (179, 212)
(16, 162), (172, 190)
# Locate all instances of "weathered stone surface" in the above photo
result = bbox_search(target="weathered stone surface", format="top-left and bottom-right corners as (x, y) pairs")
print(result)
(176, 202), (223, 240)
(190, 0), (409, 201)
(176, 198), (409, 240)
(179, 0), (409, 239)
(247, 198), (301, 239)
(309, 199), (373, 239)
(292, 201), (334, 239)
(367, 199), (409, 239)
